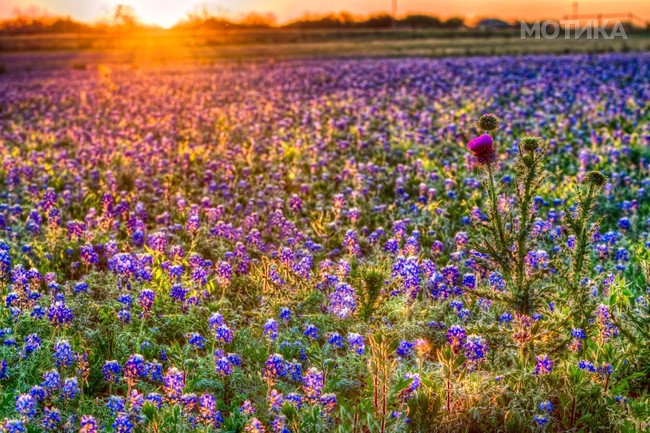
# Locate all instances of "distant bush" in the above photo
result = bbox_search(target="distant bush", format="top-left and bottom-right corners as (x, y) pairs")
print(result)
(399, 14), (442, 28)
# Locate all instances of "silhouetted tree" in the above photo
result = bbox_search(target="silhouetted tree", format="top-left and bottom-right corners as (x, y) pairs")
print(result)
(400, 14), (442, 28)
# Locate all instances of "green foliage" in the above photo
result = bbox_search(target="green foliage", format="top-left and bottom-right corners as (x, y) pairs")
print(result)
(358, 266), (386, 321)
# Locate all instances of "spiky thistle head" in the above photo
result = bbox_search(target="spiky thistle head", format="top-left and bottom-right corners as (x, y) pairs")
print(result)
(476, 114), (500, 131)
(520, 136), (542, 153)
(585, 171), (607, 189)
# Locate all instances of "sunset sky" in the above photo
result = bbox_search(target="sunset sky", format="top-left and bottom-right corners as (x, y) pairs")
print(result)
(3, 0), (650, 27)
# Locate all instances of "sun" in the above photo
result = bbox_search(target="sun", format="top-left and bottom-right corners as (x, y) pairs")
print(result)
(114, 0), (192, 28)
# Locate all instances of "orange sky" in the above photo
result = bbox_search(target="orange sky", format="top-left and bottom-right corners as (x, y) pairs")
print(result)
(4, 0), (650, 27)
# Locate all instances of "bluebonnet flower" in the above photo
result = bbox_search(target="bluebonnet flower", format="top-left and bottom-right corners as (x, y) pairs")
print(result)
(198, 394), (222, 426)
(268, 266), (285, 286)
(41, 370), (61, 395)
(186, 332), (206, 349)
(2, 419), (25, 433)
(144, 361), (163, 382)
(53, 339), (75, 367)
(538, 401), (554, 413)
(533, 415), (548, 427)
(147, 232), (167, 253)
(594, 304), (618, 341)
(29, 385), (45, 402)
(396, 340), (415, 358)
(348, 332), (365, 355)
(74, 282), (89, 293)
(15, 394), (36, 419)
(478, 298), (491, 311)
(385, 238), (399, 254)
(244, 418), (266, 433)
(103, 360), (121, 383)
(42, 407), (61, 431)
(489, 272), (507, 291)
(0, 248), (11, 279)
(279, 307), (291, 322)
(578, 359), (595, 372)
(328, 283), (358, 319)
(209, 312), (234, 343)
(264, 354), (286, 381)
(464, 336), (488, 370)
(568, 328), (586, 352)
(392, 256), (422, 299)
(47, 298), (73, 326)
(138, 289), (155, 318)
(80, 244), (99, 268)
(268, 389), (284, 412)
(302, 367), (324, 402)
(284, 392), (302, 408)
(289, 194), (302, 212)
(216, 261), (232, 287)
(534, 354), (553, 376)
(213, 349), (234, 376)
(320, 393), (337, 413)
(403, 372), (421, 397)
(303, 323), (320, 339)
(79, 415), (98, 433)
(286, 362), (302, 382)
(327, 332), (345, 348)
(343, 230), (361, 256)
(271, 415), (289, 433)
(591, 363), (614, 378)
(240, 400), (256, 415)
(404, 235), (419, 255)
(462, 273), (476, 289)
(263, 318), (279, 340)
(170, 283), (189, 304)
(61, 377), (80, 400)
(112, 414), (133, 433)
(125, 354), (145, 384)
(163, 367), (185, 403)
(180, 392), (197, 413)
(141, 392), (162, 409)
(446, 325), (467, 355)
(617, 217), (631, 231)
(23, 333), (41, 356)
(106, 395), (125, 415)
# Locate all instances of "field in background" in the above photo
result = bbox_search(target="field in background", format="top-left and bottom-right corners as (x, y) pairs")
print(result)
(1, 28), (649, 72)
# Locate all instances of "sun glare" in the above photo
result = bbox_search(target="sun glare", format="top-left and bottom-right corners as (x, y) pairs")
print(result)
(121, 0), (191, 28)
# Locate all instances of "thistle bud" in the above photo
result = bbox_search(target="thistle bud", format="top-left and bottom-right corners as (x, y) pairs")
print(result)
(520, 137), (542, 153)
(476, 114), (500, 131)
(585, 171), (607, 188)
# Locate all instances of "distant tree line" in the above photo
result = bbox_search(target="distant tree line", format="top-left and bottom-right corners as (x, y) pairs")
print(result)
(0, 8), (471, 35)
(0, 16), (93, 34)
(282, 13), (466, 29)
(0, 5), (145, 35)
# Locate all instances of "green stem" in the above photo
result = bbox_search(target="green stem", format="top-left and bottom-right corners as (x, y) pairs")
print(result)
(572, 185), (596, 332)
(515, 158), (536, 291)
(572, 185), (594, 289)
(486, 164), (508, 261)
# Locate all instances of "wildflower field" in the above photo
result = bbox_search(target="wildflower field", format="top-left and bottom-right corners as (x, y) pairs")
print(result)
(0, 54), (649, 432)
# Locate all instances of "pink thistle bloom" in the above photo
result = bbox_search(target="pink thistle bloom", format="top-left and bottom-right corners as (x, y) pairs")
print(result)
(467, 134), (497, 165)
